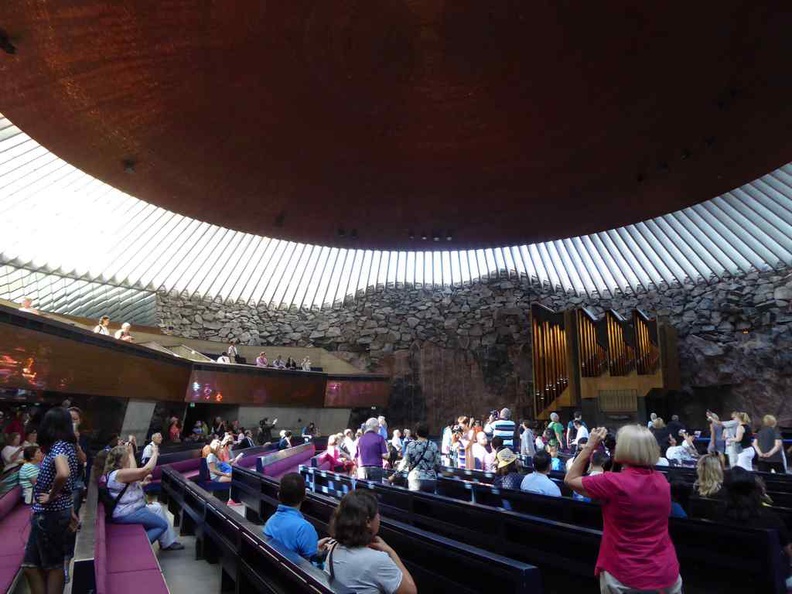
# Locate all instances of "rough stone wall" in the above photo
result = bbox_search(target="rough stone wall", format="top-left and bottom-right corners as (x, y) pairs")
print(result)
(158, 268), (792, 430)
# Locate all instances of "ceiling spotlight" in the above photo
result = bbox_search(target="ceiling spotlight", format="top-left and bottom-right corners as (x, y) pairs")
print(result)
(122, 159), (136, 174)
(350, 229), (358, 240)
(0, 30), (15, 55)
(432, 232), (440, 242)
(445, 230), (453, 241)
(408, 230), (415, 240)
(337, 227), (346, 238)
(421, 232), (427, 240)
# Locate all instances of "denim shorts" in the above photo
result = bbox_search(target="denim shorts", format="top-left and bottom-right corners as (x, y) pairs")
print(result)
(22, 508), (74, 570)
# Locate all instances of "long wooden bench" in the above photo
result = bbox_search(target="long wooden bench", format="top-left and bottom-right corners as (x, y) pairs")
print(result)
(162, 467), (335, 594)
(231, 466), (543, 594)
(301, 466), (789, 594)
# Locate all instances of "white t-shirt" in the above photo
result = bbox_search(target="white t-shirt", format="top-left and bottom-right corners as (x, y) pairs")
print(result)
(217, 355), (231, 364)
(107, 470), (146, 518)
(665, 445), (695, 463)
(93, 325), (109, 335)
(325, 545), (403, 594)
(573, 425), (589, 444)
(141, 443), (155, 464)
(1, 445), (22, 469)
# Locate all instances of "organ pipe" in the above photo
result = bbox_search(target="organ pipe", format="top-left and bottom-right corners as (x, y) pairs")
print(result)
(531, 305), (568, 415)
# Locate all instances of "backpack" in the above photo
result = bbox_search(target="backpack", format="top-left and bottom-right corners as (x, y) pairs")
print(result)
(98, 473), (130, 520)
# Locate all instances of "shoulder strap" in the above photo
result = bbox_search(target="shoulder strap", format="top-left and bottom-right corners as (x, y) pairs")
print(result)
(408, 441), (431, 473)
(327, 543), (337, 582)
(109, 472), (130, 503)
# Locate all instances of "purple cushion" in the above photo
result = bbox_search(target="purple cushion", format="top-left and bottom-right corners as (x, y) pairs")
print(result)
(107, 569), (169, 594)
(263, 449), (315, 478)
(236, 455), (260, 469)
(0, 487), (21, 522)
(107, 537), (160, 573)
(150, 457), (202, 481)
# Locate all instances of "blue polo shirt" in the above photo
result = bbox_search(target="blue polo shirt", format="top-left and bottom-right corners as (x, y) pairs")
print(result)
(263, 505), (319, 560)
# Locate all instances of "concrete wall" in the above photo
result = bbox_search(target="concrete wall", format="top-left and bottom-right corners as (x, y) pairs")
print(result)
(236, 406), (352, 436)
(120, 400), (157, 445)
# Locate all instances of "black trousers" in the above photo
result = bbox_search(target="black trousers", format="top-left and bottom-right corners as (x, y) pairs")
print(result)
(757, 460), (785, 474)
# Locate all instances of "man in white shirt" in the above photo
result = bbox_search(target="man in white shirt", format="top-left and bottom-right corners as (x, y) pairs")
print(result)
(141, 432), (163, 465)
(217, 352), (231, 364)
(520, 451), (561, 497)
(572, 419), (589, 450)
(227, 343), (238, 363)
(665, 432), (698, 464)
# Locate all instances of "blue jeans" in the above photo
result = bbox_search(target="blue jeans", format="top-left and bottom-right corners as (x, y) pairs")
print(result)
(114, 506), (169, 544)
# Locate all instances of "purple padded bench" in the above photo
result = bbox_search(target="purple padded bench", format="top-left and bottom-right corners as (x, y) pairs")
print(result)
(256, 444), (316, 480)
(309, 452), (333, 472)
(94, 502), (169, 594)
(144, 457), (203, 493)
(0, 486), (30, 593)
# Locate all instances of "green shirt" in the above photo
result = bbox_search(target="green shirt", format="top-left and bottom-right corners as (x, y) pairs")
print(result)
(19, 462), (39, 490)
(548, 422), (564, 447)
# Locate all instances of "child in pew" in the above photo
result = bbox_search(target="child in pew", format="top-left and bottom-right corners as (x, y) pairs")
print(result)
(263, 473), (332, 562)
(19, 445), (42, 504)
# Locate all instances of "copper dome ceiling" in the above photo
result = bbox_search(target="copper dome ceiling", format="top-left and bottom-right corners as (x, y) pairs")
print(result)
(0, 2), (790, 249)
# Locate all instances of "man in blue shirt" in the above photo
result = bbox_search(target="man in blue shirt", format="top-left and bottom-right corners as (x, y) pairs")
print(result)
(520, 451), (561, 497)
(263, 473), (322, 560)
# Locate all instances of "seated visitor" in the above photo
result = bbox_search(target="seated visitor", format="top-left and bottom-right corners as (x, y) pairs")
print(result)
(402, 429), (414, 444)
(301, 356), (311, 371)
(471, 431), (496, 472)
(665, 431), (698, 464)
(323, 435), (353, 472)
(651, 417), (671, 452)
(342, 429), (356, 458)
(355, 418), (389, 481)
(301, 422), (317, 441)
(206, 439), (233, 482)
(572, 450), (607, 502)
(546, 444), (563, 471)
(565, 425), (682, 594)
(263, 473), (325, 561)
(168, 417), (181, 442)
(493, 448), (522, 490)
(325, 489), (417, 594)
(693, 453), (725, 500)
(669, 480), (690, 518)
(520, 451), (561, 497)
(719, 466), (792, 582)
(93, 315), (110, 335)
(272, 355), (286, 369)
(114, 322), (133, 342)
(141, 432), (162, 465)
(22, 428), (38, 448)
(192, 420), (205, 439)
(256, 351), (268, 367)
(2, 431), (25, 470)
(104, 442), (184, 550)
(285, 357), (296, 370)
(216, 352), (231, 364)
(237, 429), (255, 449)
(19, 445), (42, 504)
(278, 431), (294, 450)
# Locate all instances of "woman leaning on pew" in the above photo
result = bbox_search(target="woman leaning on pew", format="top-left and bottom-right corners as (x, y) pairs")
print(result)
(566, 425), (683, 594)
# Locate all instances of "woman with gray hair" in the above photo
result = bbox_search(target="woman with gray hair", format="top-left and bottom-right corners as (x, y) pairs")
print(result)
(566, 425), (681, 593)
(547, 412), (564, 449)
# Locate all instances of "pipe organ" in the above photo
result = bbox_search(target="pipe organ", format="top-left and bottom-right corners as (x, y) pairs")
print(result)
(531, 305), (677, 419)
(531, 305), (569, 417)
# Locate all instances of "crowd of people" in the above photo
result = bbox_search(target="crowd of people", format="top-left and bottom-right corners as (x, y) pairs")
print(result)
(216, 343), (313, 371)
(91, 315), (134, 342)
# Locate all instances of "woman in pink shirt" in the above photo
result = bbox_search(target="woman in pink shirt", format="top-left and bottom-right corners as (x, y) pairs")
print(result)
(565, 425), (682, 594)
(471, 431), (496, 472)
